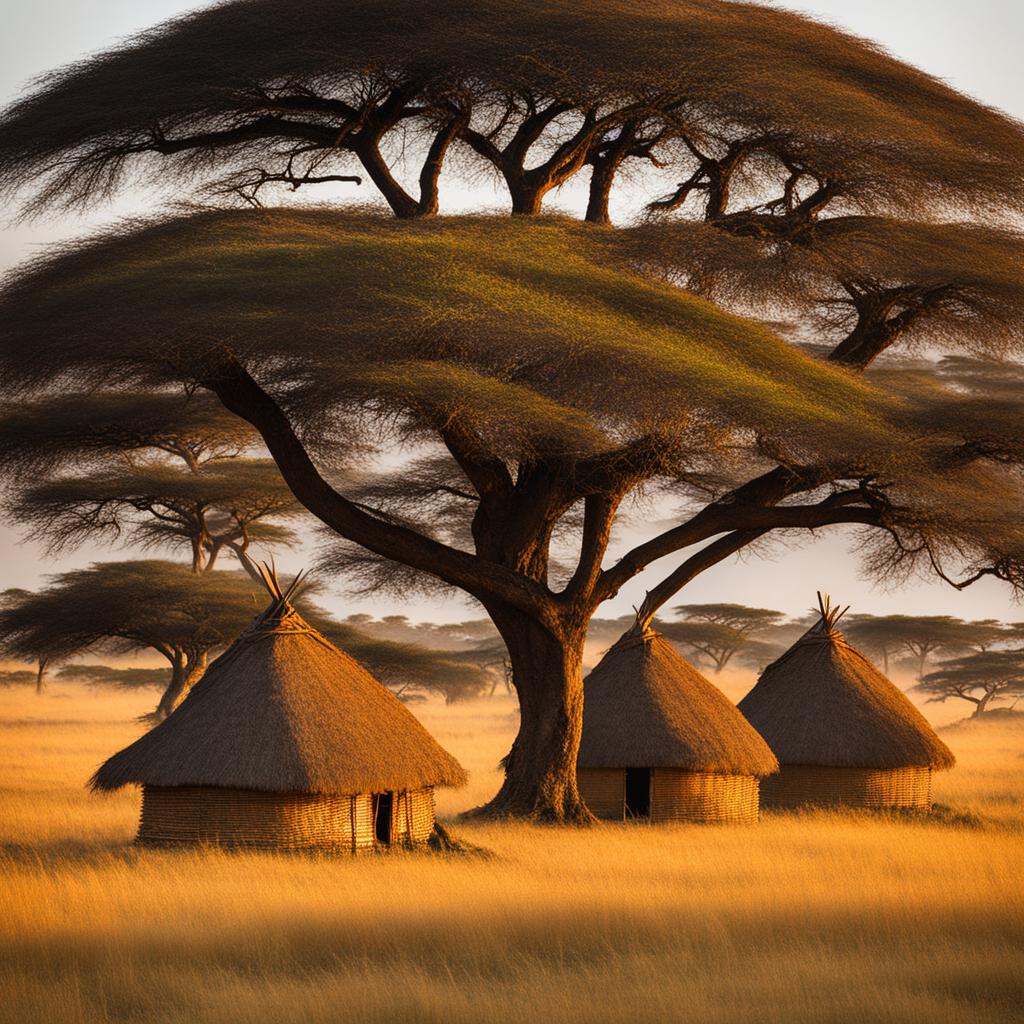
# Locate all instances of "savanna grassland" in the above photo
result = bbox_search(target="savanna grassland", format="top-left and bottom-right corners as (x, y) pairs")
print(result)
(1, 681), (1022, 1024)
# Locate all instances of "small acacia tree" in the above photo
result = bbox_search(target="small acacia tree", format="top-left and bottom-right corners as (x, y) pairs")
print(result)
(0, 393), (303, 578)
(917, 652), (1024, 718)
(0, 588), (77, 694)
(841, 614), (979, 679)
(300, 605), (496, 703)
(660, 603), (785, 673)
(0, 562), (263, 719)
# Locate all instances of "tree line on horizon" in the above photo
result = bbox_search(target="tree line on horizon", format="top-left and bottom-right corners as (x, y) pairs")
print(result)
(1, 0), (1024, 820)
(4, 582), (1022, 720)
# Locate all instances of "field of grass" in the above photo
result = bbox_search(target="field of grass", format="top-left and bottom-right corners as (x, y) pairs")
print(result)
(1, 682), (1022, 1024)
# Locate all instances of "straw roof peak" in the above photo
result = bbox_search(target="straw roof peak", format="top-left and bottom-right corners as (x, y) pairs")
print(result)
(814, 591), (850, 632)
(579, 629), (778, 776)
(739, 594), (954, 770)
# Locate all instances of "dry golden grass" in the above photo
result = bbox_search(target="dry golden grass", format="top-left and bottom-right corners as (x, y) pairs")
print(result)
(1, 682), (1023, 1024)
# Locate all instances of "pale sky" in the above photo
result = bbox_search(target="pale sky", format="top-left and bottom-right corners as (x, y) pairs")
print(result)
(1, 1), (1022, 624)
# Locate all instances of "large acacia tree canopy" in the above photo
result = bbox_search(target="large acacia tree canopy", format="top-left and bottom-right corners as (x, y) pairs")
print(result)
(0, 208), (892, 467)
(1, 0), (1022, 216)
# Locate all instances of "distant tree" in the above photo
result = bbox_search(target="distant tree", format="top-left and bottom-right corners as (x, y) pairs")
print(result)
(960, 620), (1012, 654)
(302, 604), (497, 703)
(842, 614), (980, 679)
(917, 651), (1024, 718)
(0, 588), (79, 694)
(56, 664), (170, 690)
(0, 562), (263, 720)
(844, 614), (911, 675)
(0, 670), (36, 688)
(0, 393), (303, 577)
(661, 604), (785, 674)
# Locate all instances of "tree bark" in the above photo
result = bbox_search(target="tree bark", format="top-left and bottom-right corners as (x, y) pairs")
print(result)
(973, 691), (996, 717)
(35, 657), (49, 695)
(509, 183), (547, 216)
(153, 649), (208, 722)
(465, 609), (592, 823)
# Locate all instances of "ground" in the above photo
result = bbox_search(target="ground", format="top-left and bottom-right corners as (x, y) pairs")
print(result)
(1, 683), (1022, 1024)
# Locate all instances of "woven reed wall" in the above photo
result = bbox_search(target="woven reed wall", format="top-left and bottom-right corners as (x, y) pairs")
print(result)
(388, 787), (436, 844)
(138, 786), (377, 851)
(651, 769), (760, 824)
(578, 768), (626, 819)
(579, 768), (759, 823)
(760, 765), (933, 810)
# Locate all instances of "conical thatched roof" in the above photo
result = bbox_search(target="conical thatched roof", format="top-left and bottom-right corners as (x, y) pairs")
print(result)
(738, 594), (955, 770)
(578, 628), (778, 776)
(92, 568), (467, 794)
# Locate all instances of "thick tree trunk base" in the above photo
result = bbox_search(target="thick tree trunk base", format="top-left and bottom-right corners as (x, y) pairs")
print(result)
(460, 796), (596, 826)
(461, 774), (596, 826)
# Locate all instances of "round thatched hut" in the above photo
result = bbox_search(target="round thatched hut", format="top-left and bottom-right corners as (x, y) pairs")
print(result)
(738, 594), (955, 810)
(577, 627), (778, 824)
(91, 569), (466, 850)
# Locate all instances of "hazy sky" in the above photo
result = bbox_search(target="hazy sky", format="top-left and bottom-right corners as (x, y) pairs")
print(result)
(1, 1), (1023, 624)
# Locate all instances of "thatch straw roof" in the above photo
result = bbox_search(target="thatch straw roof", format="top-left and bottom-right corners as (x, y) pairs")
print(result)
(578, 628), (778, 776)
(92, 568), (466, 794)
(738, 594), (955, 770)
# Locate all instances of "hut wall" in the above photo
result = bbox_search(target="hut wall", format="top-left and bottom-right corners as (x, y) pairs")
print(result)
(578, 768), (626, 819)
(650, 769), (760, 824)
(138, 786), (377, 851)
(760, 765), (932, 810)
(389, 787), (436, 844)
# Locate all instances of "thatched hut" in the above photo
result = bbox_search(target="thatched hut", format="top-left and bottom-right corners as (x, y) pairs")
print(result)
(738, 594), (955, 810)
(577, 627), (778, 824)
(91, 569), (466, 850)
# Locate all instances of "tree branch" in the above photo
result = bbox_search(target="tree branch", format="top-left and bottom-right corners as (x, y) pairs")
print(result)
(200, 358), (548, 615)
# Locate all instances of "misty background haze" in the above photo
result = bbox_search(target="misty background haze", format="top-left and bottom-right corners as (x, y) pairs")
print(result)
(2, 0), (1022, 624)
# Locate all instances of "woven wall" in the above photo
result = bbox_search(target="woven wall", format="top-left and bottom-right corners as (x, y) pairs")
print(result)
(760, 765), (933, 810)
(138, 786), (377, 851)
(578, 768), (626, 819)
(651, 769), (760, 824)
(579, 768), (759, 824)
(388, 787), (436, 844)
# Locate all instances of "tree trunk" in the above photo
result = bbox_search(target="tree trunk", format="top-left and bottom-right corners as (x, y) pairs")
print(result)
(35, 657), (49, 695)
(585, 159), (617, 224)
(465, 611), (592, 823)
(509, 181), (547, 216)
(153, 649), (208, 722)
(973, 691), (996, 717)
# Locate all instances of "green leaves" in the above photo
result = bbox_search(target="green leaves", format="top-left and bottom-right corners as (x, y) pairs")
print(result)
(0, 209), (892, 468)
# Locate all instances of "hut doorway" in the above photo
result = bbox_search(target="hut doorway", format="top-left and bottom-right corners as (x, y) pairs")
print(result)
(373, 792), (394, 844)
(625, 768), (651, 819)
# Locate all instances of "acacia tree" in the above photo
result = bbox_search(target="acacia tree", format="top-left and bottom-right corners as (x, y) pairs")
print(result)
(660, 603), (784, 673)
(2, 560), (491, 717)
(0, 393), (303, 577)
(1, 1), (1023, 222)
(0, 588), (78, 694)
(917, 652), (1024, 718)
(842, 614), (908, 675)
(3, 2), (1024, 821)
(300, 605), (497, 703)
(0, 562), (263, 719)
(2, 212), (1023, 822)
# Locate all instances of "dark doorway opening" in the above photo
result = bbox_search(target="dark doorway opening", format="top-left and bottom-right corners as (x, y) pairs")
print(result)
(373, 792), (393, 844)
(625, 768), (651, 819)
